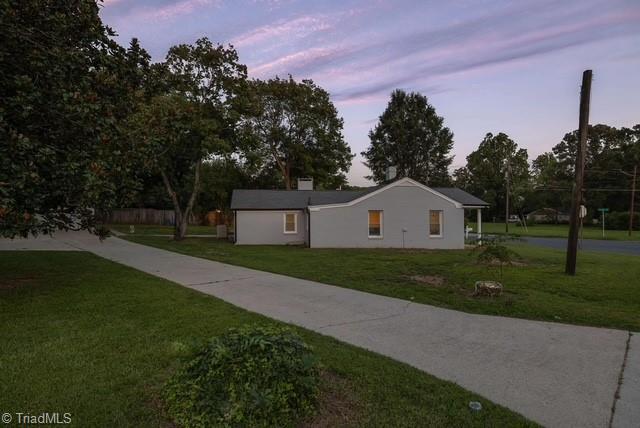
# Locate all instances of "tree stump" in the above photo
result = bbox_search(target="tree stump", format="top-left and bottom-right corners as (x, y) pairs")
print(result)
(473, 281), (503, 297)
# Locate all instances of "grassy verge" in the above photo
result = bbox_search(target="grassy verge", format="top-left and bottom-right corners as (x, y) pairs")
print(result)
(107, 224), (216, 236)
(469, 222), (640, 241)
(0, 251), (533, 427)
(125, 236), (640, 331)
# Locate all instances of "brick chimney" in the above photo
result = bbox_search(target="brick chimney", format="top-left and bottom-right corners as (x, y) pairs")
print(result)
(297, 178), (313, 190)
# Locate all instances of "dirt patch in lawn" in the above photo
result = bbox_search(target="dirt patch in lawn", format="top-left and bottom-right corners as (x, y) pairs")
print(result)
(408, 274), (447, 287)
(0, 276), (37, 291)
(485, 259), (528, 267)
(300, 371), (362, 428)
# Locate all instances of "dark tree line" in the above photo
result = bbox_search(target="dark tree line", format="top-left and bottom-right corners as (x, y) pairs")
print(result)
(1, 1), (353, 240)
(2, 1), (637, 239)
(453, 124), (640, 224)
(533, 124), (640, 220)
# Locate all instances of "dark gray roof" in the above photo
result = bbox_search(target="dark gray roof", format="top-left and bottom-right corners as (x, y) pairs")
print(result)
(432, 188), (489, 207)
(231, 189), (369, 210)
(232, 185), (488, 210)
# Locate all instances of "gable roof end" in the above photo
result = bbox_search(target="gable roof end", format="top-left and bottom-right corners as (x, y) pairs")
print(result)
(308, 177), (464, 210)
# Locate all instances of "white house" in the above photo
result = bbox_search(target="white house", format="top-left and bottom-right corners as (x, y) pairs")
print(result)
(230, 177), (488, 249)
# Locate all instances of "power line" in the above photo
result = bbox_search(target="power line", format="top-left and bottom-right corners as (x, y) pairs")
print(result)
(534, 187), (640, 192)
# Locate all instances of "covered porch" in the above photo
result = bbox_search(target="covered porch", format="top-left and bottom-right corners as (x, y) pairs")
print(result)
(464, 205), (487, 245)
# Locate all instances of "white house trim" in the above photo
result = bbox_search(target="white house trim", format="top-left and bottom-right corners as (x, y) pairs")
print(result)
(367, 210), (384, 239)
(308, 177), (463, 211)
(429, 209), (444, 238)
(282, 212), (298, 234)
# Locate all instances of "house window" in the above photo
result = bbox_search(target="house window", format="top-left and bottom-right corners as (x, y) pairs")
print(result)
(283, 212), (297, 234)
(368, 210), (383, 238)
(430, 210), (443, 237)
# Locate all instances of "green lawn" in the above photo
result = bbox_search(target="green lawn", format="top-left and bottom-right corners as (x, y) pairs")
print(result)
(125, 236), (640, 332)
(470, 222), (640, 241)
(0, 251), (533, 427)
(107, 223), (216, 236)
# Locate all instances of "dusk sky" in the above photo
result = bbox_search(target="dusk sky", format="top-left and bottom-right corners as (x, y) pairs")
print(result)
(100, 0), (640, 186)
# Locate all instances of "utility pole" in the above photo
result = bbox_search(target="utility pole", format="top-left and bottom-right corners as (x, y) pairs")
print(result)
(505, 159), (510, 234)
(630, 165), (637, 236)
(565, 70), (592, 276)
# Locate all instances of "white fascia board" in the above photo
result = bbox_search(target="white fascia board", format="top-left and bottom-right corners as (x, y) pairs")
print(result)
(308, 177), (463, 211)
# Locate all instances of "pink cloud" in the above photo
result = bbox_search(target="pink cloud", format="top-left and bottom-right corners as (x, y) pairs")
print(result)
(334, 92), (388, 107)
(249, 0), (295, 10)
(232, 15), (332, 47)
(151, 0), (220, 21)
(249, 45), (350, 77)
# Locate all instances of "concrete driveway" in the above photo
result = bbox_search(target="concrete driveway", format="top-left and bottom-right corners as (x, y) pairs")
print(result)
(2, 231), (637, 428)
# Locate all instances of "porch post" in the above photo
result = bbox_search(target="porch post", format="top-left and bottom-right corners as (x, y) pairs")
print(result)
(477, 208), (482, 246)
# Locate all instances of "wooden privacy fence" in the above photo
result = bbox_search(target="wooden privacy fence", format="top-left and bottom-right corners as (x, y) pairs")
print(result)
(103, 208), (200, 225)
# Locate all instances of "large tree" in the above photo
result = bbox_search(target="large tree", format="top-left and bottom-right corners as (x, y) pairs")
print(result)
(362, 89), (454, 185)
(464, 132), (530, 221)
(0, 0), (150, 238)
(130, 39), (246, 240)
(239, 76), (353, 190)
(536, 124), (640, 216)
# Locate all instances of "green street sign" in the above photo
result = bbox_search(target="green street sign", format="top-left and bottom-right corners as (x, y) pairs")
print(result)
(598, 208), (609, 213)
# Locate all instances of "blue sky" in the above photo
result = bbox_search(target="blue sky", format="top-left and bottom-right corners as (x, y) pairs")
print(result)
(100, 0), (640, 186)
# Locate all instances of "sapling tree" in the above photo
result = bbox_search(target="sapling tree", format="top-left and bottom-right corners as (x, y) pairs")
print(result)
(475, 235), (520, 280)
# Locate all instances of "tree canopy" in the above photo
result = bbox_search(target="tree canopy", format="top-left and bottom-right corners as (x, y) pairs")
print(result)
(462, 132), (530, 220)
(129, 39), (247, 240)
(533, 124), (640, 216)
(239, 76), (353, 190)
(362, 90), (454, 185)
(0, 0), (150, 237)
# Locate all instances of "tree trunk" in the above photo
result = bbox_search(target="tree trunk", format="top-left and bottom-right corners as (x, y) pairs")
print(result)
(160, 170), (184, 241)
(177, 160), (201, 240)
(284, 164), (291, 190)
(276, 157), (291, 190)
(173, 209), (185, 241)
(160, 160), (202, 241)
(176, 215), (188, 240)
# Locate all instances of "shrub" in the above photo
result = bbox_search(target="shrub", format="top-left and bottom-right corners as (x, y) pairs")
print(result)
(605, 211), (640, 231)
(164, 325), (320, 428)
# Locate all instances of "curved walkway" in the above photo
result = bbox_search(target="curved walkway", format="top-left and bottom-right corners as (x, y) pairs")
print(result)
(2, 231), (637, 428)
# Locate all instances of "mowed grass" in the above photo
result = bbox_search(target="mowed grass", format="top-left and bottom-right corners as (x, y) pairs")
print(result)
(107, 223), (216, 236)
(0, 251), (533, 427)
(469, 222), (640, 241)
(126, 236), (640, 332)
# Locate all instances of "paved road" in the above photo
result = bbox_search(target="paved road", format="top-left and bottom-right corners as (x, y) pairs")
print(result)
(2, 232), (637, 428)
(471, 233), (640, 256)
(523, 236), (640, 256)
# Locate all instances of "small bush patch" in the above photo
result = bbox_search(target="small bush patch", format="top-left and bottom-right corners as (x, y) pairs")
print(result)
(409, 275), (446, 287)
(163, 325), (320, 428)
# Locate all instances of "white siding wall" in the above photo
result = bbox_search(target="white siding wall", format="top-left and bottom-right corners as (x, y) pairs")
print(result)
(309, 183), (464, 248)
(235, 210), (307, 245)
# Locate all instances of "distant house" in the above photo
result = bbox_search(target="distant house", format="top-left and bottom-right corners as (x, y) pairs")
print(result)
(230, 177), (488, 248)
(526, 208), (570, 224)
